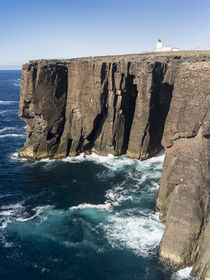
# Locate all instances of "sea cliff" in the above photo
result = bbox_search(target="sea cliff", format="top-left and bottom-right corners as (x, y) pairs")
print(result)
(19, 51), (210, 279)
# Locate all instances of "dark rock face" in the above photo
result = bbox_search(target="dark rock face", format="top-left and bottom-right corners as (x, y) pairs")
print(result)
(19, 55), (178, 160)
(19, 63), (68, 158)
(157, 61), (210, 279)
(19, 52), (210, 279)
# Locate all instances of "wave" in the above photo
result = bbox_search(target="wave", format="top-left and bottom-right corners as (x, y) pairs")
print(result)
(68, 177), (164, 257)
(0, 210), (15, 216)
(172, 267), (197, 279)
(0, 134), (25, 139)
(61, 153), (134, 170)
(27, 151), (164, 174)
(0, 236), (13, 247)
(0, 202), (25, 230)
(10, 152), (18, 160)
(16, 206), (50, 222)
(0, 194), (13, 199)
(14, 145), (165, 165)
(11, 78), (21, 87)
(0, 202), (24, 210)
(69, 203), (111, 211)
(100, 212), (164, 257)
(0, 201), (164, 257)
(12, 83), (20, 87)
(0, 127), (17, 133)
(1, 150), (165, 260)
(10, 152), (27, 161)
(0, 109), (19, 115)
(0, 203), (49, 232)
(62, 239), (99, 251)
(0, 100), (18, 105)
(105, 184), (134, 207)
(81, 153), (139, 172)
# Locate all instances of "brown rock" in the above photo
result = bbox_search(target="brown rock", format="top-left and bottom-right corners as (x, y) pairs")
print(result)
(19, 63), (68, 159)
(157, 61), (210, 279)
(19, 51), (210, 279)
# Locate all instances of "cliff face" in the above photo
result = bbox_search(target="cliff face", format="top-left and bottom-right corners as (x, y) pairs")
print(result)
(157, 61), (210, 279)
(19, 64), (68, 158)
(19, 51), (210, 279)
(19, 54), (179, 160)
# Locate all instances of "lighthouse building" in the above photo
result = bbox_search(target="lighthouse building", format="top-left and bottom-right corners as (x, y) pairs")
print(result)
(155, 40), (179, 52)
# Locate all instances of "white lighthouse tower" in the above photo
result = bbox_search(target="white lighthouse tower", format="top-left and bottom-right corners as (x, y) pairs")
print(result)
(155, 39), (179, 52)
(156, 39), (163, 51)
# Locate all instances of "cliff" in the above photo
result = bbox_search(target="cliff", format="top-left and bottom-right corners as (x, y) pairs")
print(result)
(19, 51), (210, 279)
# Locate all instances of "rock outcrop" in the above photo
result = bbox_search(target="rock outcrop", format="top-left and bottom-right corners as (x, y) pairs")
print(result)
(19, 51), (210, 279)
(157, 61), (210, 279)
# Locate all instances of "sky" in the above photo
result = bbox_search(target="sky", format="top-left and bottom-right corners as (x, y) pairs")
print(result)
(0, 0), (210, 69)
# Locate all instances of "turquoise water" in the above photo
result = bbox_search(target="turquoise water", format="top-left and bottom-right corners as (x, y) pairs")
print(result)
(0, 71), (194, 280)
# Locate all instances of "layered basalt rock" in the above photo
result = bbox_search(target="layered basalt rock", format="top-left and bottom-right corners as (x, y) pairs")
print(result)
(157, 61), (210, 279)
(19, 54), (179, 159)
(19, 51), (210, 279)
(19, 63), (68, 158)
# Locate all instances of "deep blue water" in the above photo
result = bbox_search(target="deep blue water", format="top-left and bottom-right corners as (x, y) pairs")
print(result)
(0, 70), (194, 280)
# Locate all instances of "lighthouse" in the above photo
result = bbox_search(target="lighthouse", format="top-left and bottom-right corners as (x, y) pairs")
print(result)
(156, 39), (163, 51)
(155, 39), (179, 52)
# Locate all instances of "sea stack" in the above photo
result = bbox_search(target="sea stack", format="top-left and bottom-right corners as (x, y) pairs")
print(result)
(19, 51), (210, 279)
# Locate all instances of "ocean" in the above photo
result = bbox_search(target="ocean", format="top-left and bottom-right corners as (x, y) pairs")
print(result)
(0, 70), (195, 280)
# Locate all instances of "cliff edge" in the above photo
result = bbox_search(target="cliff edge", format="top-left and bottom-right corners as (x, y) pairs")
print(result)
(19, 51), (210, 279)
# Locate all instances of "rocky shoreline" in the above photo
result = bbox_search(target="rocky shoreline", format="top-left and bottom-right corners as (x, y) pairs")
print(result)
(19, 51), (210, 279)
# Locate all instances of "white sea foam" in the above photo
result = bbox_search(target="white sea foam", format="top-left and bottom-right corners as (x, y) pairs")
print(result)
(0, 194), (13, 198)
(0, 127), (17, 133)
(12, 83), (20, 87)
(0, 202), (25, 230)
(66, 151), (164, 213)
(9, 152), (27, 161)
(0, 134), (25, 139)
(0, 109), (16, 115)
(0, 202), (23, 210)
(172, 267), (197, 279)
(0, 221), (9, 230)
(3, 240), (13, 247)
(63, 240), (99, 251)
(16, 150), (165, 174)
(63, 152), (132, 166)
(0, 100), (18, 105)
(100, 212), (165, 257)
(135, 155), (165, 173)
(62, 152), (86, 163)
(16, 206), (49, 222)
(69, 203), (111, 211)
(29, 152), (135, 170)
(62, 151), (165, 173)
(1, 150), (166, 261)
(10, 152), (19, 160)
(0, 233), (14, 247)
(0, 204), (51, 232)
(68, 181), (135, 212)
(67, 176), (164, 257)
(0, 210), (15, 216)
(39, 158), (56, 162)
(87, 153), (137, 171)
(105, 184), (133, 207)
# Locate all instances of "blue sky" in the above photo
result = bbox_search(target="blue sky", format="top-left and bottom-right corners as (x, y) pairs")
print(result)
(0, 0), (210, 69)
